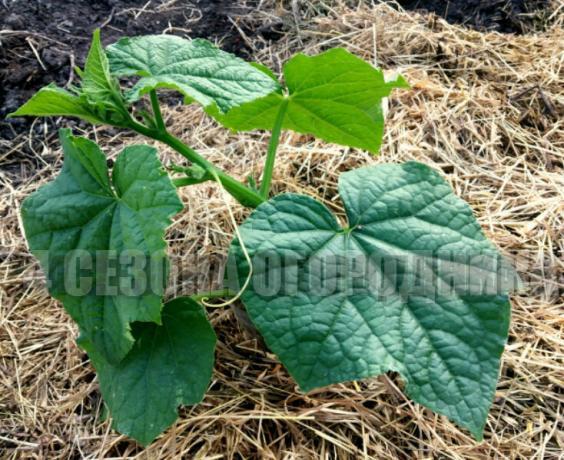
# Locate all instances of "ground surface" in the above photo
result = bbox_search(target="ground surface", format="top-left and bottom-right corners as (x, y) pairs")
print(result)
(398, 0), (552, 33)
(0, 0), (283, 139)
(0, 0), (553, 139)
(1, 1), (563, 459)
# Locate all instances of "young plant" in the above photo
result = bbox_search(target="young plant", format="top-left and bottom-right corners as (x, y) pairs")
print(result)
(11, 31), (516, 445)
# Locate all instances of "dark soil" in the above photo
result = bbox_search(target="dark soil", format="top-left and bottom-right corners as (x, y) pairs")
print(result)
(0, 0), (283, 140)
(0, 0), (554, 141)
(398, 0), (552, 34)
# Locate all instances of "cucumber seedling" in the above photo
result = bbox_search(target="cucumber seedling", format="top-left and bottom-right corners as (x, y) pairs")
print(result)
(11, 31), (516, 445)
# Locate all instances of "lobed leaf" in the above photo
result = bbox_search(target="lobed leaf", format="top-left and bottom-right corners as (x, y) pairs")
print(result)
(228, 162), (516, 439)
(106, 35), (281, 112)
(214, 48), (409, 153)
(21, 130), (183, 364)
(80, 297), (216, 446)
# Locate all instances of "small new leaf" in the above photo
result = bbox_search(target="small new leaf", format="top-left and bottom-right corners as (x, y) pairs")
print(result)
(214, 48), (409, 153)
(80, 297), (216, 446)
(81, 29), (126, 121)
(9, 31), (127, 125)
(107, 35), (281, 112)
(21, 129), (183, 364)
(228, 162), (516, 439)
(8, 84), (104, 124)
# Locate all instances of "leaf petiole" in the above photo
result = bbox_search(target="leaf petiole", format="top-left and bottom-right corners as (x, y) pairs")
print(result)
(259, 97), (288, 199)
(173, 176), (211, 187)
(149, 90), (166, 133)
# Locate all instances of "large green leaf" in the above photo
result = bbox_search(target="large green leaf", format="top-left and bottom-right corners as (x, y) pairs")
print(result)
(22, 129), (183, 364)
(213, 48), (409, 153)
(106, 35), (281, 112)
(8, 84), (104, 124)
(228, 162), (516, 439)
(80, 297), (216, 446)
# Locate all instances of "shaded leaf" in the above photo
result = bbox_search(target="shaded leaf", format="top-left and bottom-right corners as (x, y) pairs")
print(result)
(228, 162), (516, 439)
(80, 297), (216, 446)
(21, 129), (183, 364)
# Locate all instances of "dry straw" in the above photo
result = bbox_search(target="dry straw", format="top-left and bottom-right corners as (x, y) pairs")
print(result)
(1, 1), (562, 458)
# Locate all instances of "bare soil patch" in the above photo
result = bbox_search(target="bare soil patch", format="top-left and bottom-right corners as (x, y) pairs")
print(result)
(0, 0), (285, 139)
(398, 0), (552, 34)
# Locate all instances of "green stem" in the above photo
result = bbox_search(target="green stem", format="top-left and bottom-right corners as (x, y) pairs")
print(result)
(160, 132), (264, 208)
(124, 114), (264, 208)
(173, 176), (211, 187)
(259, 98), (288, 199)
(149, 90), (166, 133)
(190, 288), (236, 303)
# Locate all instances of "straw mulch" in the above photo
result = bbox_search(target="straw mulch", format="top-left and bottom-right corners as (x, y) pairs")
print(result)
(1, 1), (563, 458)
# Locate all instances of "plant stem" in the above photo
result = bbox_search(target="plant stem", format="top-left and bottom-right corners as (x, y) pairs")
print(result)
(149, 90), (166, 133)
(190, 288), (236, 303)
(125, 115), (264, 207)
(173, 176), (211, 187)
(259, 98), (288, 199)
(160, 132), (264, 208)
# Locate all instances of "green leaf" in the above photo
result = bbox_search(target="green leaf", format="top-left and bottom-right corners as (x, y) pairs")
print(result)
(106, 35), (281, 112)
(9, 31), (127, 125)
(8, 84), (104, 124)
(21, 129), (183, 364)
(80, 297), (216, 446)
(228, 162), (516, 439)
(250, 62), (278, 80)
(82, 29), (120, 105)
(213, 48), (409, 153)
(80, 29), (128, 125)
